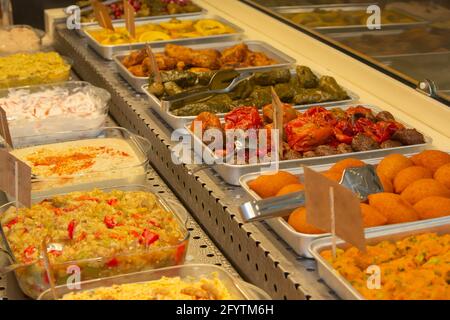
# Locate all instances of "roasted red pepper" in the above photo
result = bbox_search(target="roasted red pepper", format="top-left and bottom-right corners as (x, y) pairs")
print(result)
(104, 215), (117, 229)
(67, 219), (76, 240)
(285, 120), (334, 152)
(333, 119), (354, 144)
(139, 229), (159, 246)
(224, 106), (263, 131)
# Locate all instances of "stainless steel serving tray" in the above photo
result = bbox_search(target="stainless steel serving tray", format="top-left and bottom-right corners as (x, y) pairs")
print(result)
(113, 40), (297, 93)
(185, 104), (430, 186)
(272, 4), (428, 33)
(141, 69), (359, 130)
(82, 15), (244, 60)
(239, 151), (447, 257)
(309, 219), (450, 300)
(329, 29), (450, 59)
(76, 6), (207, 37)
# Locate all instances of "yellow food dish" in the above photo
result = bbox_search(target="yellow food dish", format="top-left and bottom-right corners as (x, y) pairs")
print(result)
(86, 18), (236, 45)
(321, 232), (450, 300)
(61, 275), (234, 300)
(0, 52), (70, 88)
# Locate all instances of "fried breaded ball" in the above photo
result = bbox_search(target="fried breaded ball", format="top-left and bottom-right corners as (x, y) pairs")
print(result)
(378, 173), (394, 193)
(360, 203), (388, 228)
(413, 196), (450, 220)
(393, 166), (433, 194)
(376, 154), (413, 181)
(288, 207), (326, 234)
(410, 150), (450, 173)
(322, 170), (342, 182)
(400, 179), (450, 205)
(434, 163), (450, 189)
(276, 183), (305, 196)
(368, 193), (419, 224)
(328, 158), (365, 176)
(248, 171), (300, 199)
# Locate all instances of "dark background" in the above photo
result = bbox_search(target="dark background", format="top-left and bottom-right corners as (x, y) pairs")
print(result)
(11, 0), (74, 29)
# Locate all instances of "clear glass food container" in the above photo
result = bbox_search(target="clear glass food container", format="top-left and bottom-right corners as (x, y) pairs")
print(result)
(9, 127), (151, 197)
(0, 81), (110, 145)
(37, 264), (271, 300)
(0, 24), (45, 55)
(0, 185), (190, 299)
(0, 51), (72, 89)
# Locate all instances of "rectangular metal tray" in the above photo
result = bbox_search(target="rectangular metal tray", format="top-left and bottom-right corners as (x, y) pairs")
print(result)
(239, 151), (446, 257)
(113, 40), (297, 93)
(186, 104), (430, 186)
(272, 4), (428, 33)
(329, 29), (450, 59)
(82, 15), (244, 60)
(141, 69), (359, 129)
(309, 219), (450, 300)
(76, 7), (207, 37)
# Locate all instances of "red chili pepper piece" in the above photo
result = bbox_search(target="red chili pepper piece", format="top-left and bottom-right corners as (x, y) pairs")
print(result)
(106, 198), (118, 206)
(4, 217), (19, 229)
(148, 219), (160, 228)
(106, 257), (119, 267)
(139, 229), (159, 246)
(48, 249), (62, 257)
(68, 219), (76, 240)
(175, 243), (186, 264)
(22, 245), (36, 263)
(104, 215), (117, 229)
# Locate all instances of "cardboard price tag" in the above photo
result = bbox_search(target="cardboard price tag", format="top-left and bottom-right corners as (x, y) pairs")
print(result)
(0, 107), (12, 147)
(91, 0), (114, 31)
(270, 87), (284, 162)
(303, 166), (366, 252)
(0, 150), (31, 208)
(124, 0), (135, 38)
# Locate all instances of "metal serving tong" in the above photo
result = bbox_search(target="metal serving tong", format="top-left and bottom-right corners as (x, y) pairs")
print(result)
(160, 70), (253, 111)
(239, 165), (384, 223)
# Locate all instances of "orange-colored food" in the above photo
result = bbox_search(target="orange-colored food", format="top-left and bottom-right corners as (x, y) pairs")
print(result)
(321, 232), (450, 300)
(410, 150), (450, 173)
(328, 158), (365, 176)
(434, 163), (450, 189)
(287, 207), (325, 234)
(393, 166), (433, 193)
(376, 154), (413, 181)
(276, 183), (305, 196)
(378, 173), (394, 193)
(360, 203), (388, 228)
(400, 179), (450, 205)
(321, 170), (342, 182)
(248, 171), (300, 199)
(413, 196), (450, 220)
(368, 193), (419, 224)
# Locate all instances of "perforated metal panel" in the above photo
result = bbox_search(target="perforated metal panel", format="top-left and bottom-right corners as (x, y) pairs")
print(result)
(54, 25), (336, 300)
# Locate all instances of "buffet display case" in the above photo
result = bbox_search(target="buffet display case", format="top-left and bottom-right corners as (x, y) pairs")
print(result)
(1, 0), (449, 301)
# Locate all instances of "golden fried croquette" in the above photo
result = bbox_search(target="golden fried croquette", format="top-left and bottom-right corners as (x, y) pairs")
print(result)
(276, 183), (305, 196)
(410, 150), (450, 173)
(248, 171), (300, 199)
(288, 207), (326, 234)
(434, 163), (450, 189)
(400, 179), (450, 205)
(328, 158), (365, 176)
(393, 166), (433, 194)
(378, 173), (394, 193)
(360, 203), (388, 228)
(413, 196), (450, 220)
(368, 193), (419, 224)
(322, 170), (342, 182)
(376, 154), (413, 181)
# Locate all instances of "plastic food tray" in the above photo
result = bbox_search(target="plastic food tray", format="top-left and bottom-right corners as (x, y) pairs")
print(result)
(0, 81), (110, 146)
(38, 264), (270, 300)
(0, 184), (190, 299)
